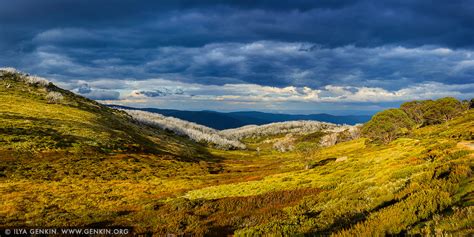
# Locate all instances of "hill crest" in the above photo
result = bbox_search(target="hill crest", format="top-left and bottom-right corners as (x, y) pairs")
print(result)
(110, 105), (371, 129)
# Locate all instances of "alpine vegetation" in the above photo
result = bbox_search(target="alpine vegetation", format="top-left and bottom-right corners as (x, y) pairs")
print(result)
(0, 67), (50, 87)
(219, 120), (341, 140)
(24, 75), (49, 87)
(0, 67), (19, 74)
(46, 91), (64, 104)
(121, 109), (246, 150)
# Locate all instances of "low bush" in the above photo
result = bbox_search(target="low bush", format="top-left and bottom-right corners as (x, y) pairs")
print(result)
(25, 75), (49, 87)
(45, 91), (64, 104)
(0, 68), (49, 87)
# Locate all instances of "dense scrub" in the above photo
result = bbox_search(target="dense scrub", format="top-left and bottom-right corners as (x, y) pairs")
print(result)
(401, 97), (468, 126)
(363, 97), (471, 143)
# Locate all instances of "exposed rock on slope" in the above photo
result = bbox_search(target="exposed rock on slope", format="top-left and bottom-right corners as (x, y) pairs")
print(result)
(320, 125), (361, 147)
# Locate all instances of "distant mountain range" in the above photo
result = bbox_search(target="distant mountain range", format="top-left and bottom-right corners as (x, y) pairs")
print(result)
(111, 105), (372, 130)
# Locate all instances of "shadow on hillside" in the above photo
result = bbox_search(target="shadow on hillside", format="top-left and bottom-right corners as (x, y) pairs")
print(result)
(0, 113), (91, 149)
(306, 196), (406, 235)
(0, 111), (225, 166)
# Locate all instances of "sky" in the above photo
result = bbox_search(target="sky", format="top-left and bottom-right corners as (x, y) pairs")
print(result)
(1, 0), (473, 115)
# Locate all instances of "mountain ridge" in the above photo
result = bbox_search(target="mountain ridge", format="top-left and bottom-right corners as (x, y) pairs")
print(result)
(110, 105), (371, 129)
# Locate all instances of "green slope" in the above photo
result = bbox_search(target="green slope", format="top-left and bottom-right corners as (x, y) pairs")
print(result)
(0, 71), (209, 159)
(0, 70), (473, 236)
(0, 71), (222, 228)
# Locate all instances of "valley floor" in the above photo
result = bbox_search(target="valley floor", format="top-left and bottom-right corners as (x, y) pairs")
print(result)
(2, 122), (474, 236)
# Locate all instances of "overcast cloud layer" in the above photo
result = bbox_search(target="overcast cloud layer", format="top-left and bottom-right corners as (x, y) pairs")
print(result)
(1, 0), (473, 114)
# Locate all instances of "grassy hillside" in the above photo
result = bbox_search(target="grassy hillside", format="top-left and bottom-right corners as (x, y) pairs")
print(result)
(0, 70), (473, 236)
(0, 70), (223, 228)
(0, 70), (211, 158)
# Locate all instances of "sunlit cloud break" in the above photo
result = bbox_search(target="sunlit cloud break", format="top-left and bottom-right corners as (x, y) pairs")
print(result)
(91, 79), (474, 106)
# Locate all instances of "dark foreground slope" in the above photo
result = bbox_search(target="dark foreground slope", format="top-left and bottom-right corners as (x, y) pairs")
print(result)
(0, 70), (473, 236)
(112, 105), (371, 129)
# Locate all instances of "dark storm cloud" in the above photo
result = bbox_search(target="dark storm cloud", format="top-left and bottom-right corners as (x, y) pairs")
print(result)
(77, 89), (120, 100)
(137, 88), (185, 97)
(2, 0), (474, 50)
(17, 42), (474, 90)
(1, 0), (474, 112)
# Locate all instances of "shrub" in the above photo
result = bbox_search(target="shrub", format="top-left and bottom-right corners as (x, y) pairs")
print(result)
(24, 75), (49, 87)
(361, 109), (415, 144)
(45, 91), (64, 104)
(0, 68), (50, 87)
(0, 67), (19, 74)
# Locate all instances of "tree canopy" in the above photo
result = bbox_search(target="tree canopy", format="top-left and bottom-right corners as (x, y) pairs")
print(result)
(365, 97), (468, 143)
(362, 109), (415, 144)
(401, 97), (466, 126)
